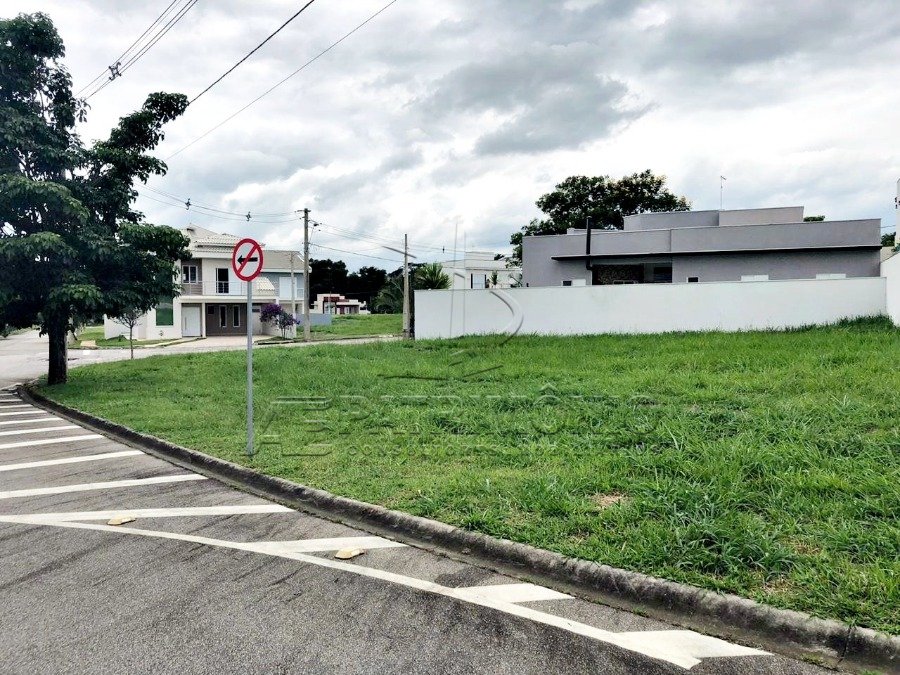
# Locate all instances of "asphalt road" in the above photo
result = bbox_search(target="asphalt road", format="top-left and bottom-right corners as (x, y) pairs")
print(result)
(0, 331), (832, 674)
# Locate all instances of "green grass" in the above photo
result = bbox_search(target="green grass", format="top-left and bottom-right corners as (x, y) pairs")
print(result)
(73, 324), (173, 349)
(41, 318), (900, 634)
(311, 313), (401, 336)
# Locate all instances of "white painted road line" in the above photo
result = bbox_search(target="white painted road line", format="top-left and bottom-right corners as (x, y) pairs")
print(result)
(7, 505), (293, 522)
(0, 424), (79, 437)
(0, 516), (768, 670)
(0, 473), (206, 499)
(0, 404), (31, 409)
(0, 417), (59, 427)
(453, 583), (571, 604)
(0, 450), (144, 473)
(246, 536), (407, 554)
(0, 434), (102, 450)
(0, 410), (46, 418)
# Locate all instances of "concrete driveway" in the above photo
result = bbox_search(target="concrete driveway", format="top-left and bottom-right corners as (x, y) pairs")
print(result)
(0, 330), (832, 674)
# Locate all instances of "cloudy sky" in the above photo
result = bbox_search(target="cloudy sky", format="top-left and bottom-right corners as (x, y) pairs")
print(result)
(8, 0), (900, 269)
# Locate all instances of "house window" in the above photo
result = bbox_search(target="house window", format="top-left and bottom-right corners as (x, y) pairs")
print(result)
(216, 268), (229, 294)
(471, 274), (487, 290)
(156, 299), (174, 326)
(687, 277), (699, 283)
(219, 305), (227, 328)
(182, 265), (198, 283)
(232, 306), (240, 328)
(207, 305), (215, 315)
(562, 280), (572, 287)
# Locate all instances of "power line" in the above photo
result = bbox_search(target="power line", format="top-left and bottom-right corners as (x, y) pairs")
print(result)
(143, 186), (299, 217)
(166, 0), (399, 159)
(190, 0), (318, 104)
(75, 0), (183, 96)
(82, 0), (199, 100)
(310, 242), (403, 264)
(137, 192), (303, 223)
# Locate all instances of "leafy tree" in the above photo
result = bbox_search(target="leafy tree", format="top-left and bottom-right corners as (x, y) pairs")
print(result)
(882, 232), (896, 247)
(414, 262), (450, 290)
(111, 308), (144, 360)
(509, 170), (691, 264)
(308, 258), (348, 306)
(0, 13), (190, 384)
(345, 265), (387, 308)
(373, 277), (403, 314)
(260, 303), (295, 338)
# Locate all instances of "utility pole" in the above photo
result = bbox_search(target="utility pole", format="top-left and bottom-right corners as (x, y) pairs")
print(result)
(383, 237), (416, 339)
(402, 233), (410, 339)
(290, 251), (296, 323)
(303, 208), (311, 342)
(720, 175), (726, 210)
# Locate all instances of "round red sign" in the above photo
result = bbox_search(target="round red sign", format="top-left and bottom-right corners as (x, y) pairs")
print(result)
(231, 238), (264, 282)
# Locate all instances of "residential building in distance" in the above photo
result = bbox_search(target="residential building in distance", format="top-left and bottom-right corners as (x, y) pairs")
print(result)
(522, 206), (882, 288)
(442, 251), (521, 289)
(311, 293), (368, 315)
(104, 225), (305, 340)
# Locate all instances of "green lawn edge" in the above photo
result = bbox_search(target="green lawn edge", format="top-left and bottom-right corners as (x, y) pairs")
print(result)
(40, 319), (900, 634)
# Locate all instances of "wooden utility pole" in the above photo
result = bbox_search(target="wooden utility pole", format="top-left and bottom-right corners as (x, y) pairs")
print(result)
(402, 233), (410, 339)
(303, 208), (311, 342)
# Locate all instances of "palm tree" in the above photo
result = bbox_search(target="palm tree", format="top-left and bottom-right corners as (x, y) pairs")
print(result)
(374, 277), (403, 313)
(414, 262), (450, 290)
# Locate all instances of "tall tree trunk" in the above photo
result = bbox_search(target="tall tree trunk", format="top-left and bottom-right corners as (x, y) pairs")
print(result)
(46, 317), (68, 385)
(129, 324), (134, 360)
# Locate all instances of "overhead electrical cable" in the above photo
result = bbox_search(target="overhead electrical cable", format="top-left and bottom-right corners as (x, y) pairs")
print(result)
(166, 0), (399, 159)
(75, 0), (182, 96)
(190, 0), (318, 104)
(81, 0), (199, 100)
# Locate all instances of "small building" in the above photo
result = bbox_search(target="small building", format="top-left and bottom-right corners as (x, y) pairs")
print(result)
(104, 225), (305, 340)
(522, 206), (882, 288)
(442, 251), (521, 289)
(311, 293), (368, 315)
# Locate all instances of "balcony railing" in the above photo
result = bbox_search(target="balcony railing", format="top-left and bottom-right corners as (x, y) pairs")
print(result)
(180, 280), (271, 297)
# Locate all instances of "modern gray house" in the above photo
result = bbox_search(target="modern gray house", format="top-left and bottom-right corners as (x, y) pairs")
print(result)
(521, 206), (882, 288)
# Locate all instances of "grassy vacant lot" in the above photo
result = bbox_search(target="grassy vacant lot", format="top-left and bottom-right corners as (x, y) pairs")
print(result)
(311, 313), (402, 337)
(43, 318), (900, 633)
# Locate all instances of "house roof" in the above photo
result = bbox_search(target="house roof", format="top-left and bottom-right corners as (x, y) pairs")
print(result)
(181, 225), (304, 268)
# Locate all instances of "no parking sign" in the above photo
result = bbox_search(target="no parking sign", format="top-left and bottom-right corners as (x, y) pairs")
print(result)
(232, 238), (263, 456)
(231, 238), (264, 282)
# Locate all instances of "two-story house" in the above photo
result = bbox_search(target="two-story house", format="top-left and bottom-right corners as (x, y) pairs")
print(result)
(104, 225), (305, 340)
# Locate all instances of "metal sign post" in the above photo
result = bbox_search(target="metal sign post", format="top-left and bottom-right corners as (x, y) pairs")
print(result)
(231, 238), (264, 456)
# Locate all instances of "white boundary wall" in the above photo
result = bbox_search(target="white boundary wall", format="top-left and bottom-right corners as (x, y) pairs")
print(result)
(884, 254), (900, 325)
(415, 277), (889, 339)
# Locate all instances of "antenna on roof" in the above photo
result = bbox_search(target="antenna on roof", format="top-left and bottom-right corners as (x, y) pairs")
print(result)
(720, 176), (727, 210)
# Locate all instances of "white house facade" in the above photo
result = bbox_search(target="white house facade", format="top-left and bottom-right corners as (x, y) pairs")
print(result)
(104, 225), (305, 340)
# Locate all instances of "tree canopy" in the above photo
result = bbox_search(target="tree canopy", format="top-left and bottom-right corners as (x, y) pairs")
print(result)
(509, 170), (691, 263)
(0, 13), (190, 383)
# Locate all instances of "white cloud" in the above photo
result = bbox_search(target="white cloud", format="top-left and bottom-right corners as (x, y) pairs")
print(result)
(5, 0), (899, 269)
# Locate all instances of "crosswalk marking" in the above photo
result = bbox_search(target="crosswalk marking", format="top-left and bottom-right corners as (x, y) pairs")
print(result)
(0, 410), (47, 418)
(0, 424), (79, 437)
(0, 473), (206, 499)
(0, 450), (144, 472)
(7, 505), (293, 521)
(0, 515), (769, 670)
(0, 417), (61, 427)
(0, 434), (102, 450)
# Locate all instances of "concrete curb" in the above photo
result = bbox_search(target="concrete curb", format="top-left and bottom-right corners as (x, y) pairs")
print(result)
(20, 384), (899, 674)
